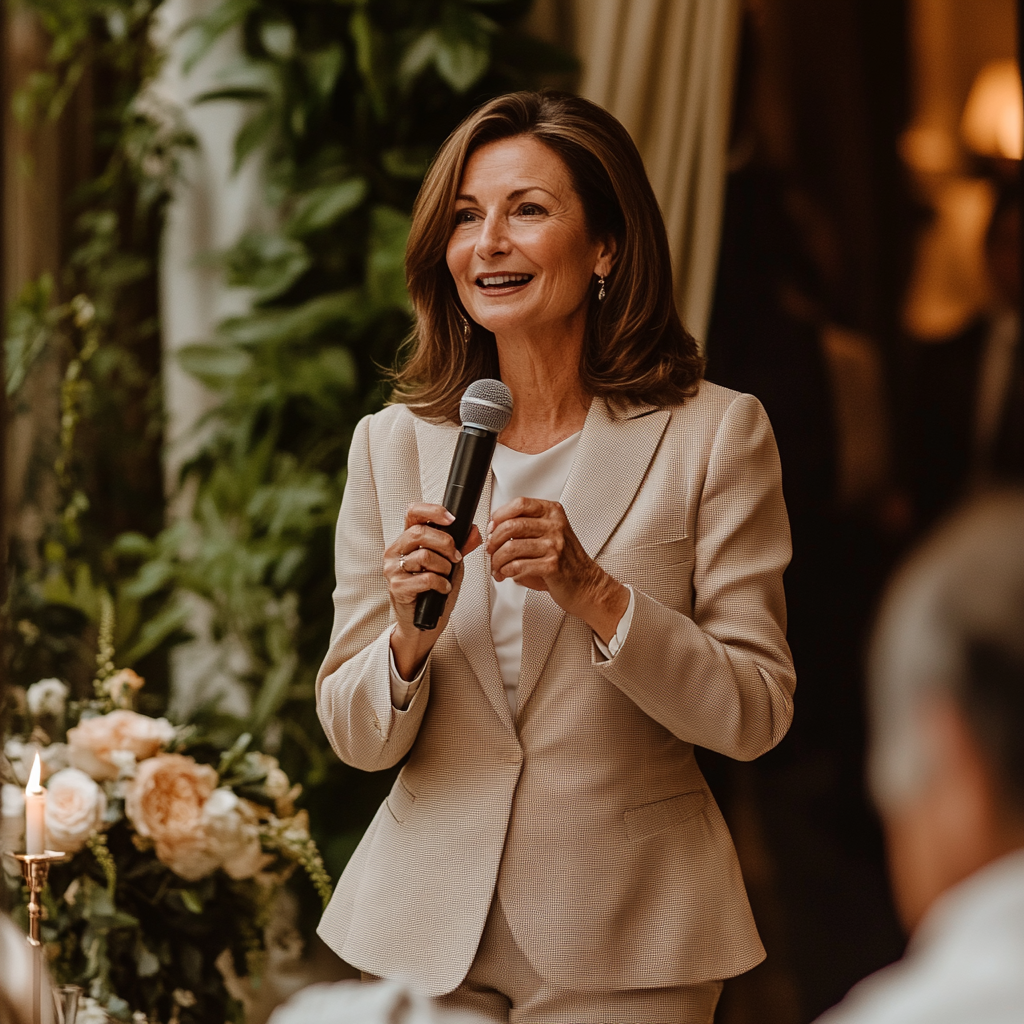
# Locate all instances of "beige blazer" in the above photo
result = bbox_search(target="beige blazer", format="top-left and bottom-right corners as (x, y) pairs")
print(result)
(315, 380), (796, 997)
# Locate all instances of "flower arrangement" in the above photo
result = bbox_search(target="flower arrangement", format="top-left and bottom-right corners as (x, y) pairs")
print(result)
(2, 645), (331, 1024)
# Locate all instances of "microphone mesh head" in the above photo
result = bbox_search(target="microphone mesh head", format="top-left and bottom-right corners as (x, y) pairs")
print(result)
(460, 379), (513, 434)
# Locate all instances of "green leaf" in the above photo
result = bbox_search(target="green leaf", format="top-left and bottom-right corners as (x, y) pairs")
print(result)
(111, 532), (155, 559)
(349, 9), (386, 118)
(177, 344), (254, 386)
(218, 290), (363, 346)
(218, 232), (312, 302)
(5, 273), (57, 396)
(366, 206), (412, 310)
(306, 45), (344, 99)
(436, 37), (490, 92)
(381, 147), (433, 181)
(233, 106), (278, 172)
(259, 20), (295, 59)
(398, 30), (439, 85)
(182, 0), (260, 72)
(288, 179), (368, 236)
(136, 944), (160, 978)
(248, 651), (298, 734)
(192, 86), (270, 105)
(119, 601), (192, 666)
(122, 560), (174, 600)
(178, 889), (204, 914)
(435, 6), (492, 92)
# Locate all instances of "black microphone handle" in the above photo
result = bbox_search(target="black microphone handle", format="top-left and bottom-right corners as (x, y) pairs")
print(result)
(413, 427), (497, 631)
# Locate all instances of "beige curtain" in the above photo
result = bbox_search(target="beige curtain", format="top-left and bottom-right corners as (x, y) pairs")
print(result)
(571, 0), (742, 345)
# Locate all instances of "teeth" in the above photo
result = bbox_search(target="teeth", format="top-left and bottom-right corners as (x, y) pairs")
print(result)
(478, 274), (531, 286)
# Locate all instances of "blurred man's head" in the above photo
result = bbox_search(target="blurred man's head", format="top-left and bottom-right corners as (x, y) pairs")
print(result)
(868, 491), (1024, 932)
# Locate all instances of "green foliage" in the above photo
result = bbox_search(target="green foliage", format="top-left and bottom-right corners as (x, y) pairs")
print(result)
(4, 0), (194, 699)
(126, 0), (574, 871)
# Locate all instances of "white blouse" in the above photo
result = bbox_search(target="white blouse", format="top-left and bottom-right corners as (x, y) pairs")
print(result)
(389, 433), (634, 710)
(489, 432), (583, 710)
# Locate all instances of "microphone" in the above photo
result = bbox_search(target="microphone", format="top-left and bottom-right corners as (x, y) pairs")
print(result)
(413, 378), (514, 631)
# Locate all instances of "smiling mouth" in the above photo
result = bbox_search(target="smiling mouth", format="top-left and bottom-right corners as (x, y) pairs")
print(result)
(475, 273), (534, 289)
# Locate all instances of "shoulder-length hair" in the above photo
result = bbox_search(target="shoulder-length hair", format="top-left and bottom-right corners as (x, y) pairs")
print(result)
(390, 91), (704, 422)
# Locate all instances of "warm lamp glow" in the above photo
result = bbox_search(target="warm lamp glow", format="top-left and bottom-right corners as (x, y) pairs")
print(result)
(961, 59), (1023, 160)
(27, 752), (42, 793)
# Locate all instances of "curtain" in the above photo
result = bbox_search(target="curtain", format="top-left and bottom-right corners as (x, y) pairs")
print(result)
(572, 0), (742, 345)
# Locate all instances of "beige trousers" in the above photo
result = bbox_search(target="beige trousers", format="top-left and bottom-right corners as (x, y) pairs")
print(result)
(434, 897), (724, 1024)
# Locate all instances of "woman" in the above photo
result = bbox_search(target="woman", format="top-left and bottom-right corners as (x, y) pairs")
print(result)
(316, 92), (795, 1023)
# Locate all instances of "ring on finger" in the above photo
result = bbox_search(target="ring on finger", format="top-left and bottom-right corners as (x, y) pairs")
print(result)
(399, 552), (408, 572)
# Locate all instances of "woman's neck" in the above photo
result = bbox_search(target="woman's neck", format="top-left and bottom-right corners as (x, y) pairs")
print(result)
(495, 324), (590, 453)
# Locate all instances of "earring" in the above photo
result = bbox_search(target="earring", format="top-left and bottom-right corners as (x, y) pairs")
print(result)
(597, 275), (606, 302)
(459, 313), (471, 340)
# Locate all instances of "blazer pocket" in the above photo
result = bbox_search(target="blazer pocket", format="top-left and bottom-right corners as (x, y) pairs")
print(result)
(601, 535), (694, 611)
(385, 776), (416, 824)
(624, 790), (707, 843)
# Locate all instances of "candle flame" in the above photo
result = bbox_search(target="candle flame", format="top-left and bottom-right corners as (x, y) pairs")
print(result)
(27, 752), (43, 793)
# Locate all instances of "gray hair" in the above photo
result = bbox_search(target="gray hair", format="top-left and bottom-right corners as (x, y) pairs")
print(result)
(867, 490), (1024, 811)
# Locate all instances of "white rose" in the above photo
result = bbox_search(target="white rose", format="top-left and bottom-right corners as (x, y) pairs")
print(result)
(40, 743), (70, 777)
(26, 678), (69, 719)
(202, 788), (266, 880)
(1, 784), (25, 852)
(76, 997), (111, 1024)
(44, 768), (107, 853)
(1, 784), (24, 819)
(4, 739), (33, 786)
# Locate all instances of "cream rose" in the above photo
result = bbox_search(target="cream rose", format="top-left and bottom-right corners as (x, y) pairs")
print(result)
(44, 768), (107, 853)
(26, 678), (69, 719)
(1, 783), (25, 851)
(202, 788), (267, 880)
(68, 710), (175, 781)
(125, 754), (220, 881)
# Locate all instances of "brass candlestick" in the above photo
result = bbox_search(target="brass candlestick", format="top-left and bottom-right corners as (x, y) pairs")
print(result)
(9, 851), (68, 1024)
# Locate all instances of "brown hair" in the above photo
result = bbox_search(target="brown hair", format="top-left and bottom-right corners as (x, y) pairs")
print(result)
(390, 91), (704, 422)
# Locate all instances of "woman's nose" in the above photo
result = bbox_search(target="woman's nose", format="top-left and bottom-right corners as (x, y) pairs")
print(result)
(475, 214), (510, 257)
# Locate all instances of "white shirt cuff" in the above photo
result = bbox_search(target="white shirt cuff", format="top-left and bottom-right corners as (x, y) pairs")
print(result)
(388, 628), (428, 709)
(593, 585), (634, 661)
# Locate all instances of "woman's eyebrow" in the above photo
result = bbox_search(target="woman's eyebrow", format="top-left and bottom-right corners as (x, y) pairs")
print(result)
(454, 186), (554, 204)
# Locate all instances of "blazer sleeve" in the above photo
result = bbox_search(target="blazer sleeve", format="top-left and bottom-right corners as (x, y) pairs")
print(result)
(595, 393), (796, 761)
(315, 414), (431, 772)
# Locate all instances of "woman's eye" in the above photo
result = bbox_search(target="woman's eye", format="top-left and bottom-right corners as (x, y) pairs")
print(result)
(454, 209), (476, 224)
(519, 204), (544, 216)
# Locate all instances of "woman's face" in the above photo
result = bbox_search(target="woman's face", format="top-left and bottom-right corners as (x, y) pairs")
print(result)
(446, 135), (614, 343)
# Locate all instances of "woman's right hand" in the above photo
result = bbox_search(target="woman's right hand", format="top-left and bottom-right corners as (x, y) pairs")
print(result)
(385, 502), (482, 680)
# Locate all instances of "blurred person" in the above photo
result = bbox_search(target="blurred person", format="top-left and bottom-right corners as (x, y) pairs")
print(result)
(908, 187), (1024, 527)
(268, 979), (489, 1024)
(815, 490), (1024, 1024)
(0, 913), (41, 1024)
(315, 91), (796, 1022)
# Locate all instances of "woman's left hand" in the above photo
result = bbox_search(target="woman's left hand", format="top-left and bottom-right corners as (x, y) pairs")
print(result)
(487, 497), (629, 644)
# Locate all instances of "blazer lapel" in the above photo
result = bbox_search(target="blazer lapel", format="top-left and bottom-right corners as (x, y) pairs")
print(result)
(516, 398), (671, 719)
(412, 417), (514, 733)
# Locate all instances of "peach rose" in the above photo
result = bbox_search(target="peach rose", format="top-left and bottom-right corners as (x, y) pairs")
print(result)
(105, 668), (145, 708)
(68, 710), (175, 781)
(125, 754), (220, 881)
(44, 768), (107, 853)
(202, 788), (267, 880)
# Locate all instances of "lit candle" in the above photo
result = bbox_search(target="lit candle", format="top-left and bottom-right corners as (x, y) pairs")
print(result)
(25, 753), (45, 855)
